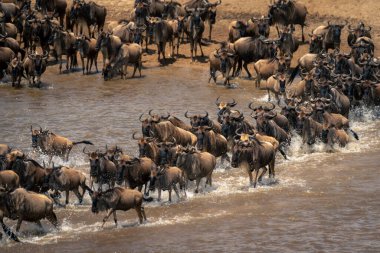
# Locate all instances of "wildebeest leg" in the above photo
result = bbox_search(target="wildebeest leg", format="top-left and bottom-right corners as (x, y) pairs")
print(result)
(173, 184), (180, 201)
(65, 190), (70, 205)
(59, 55), (63, 74)
(157, 186), (161, 201)
(267, 90), (271, 101)
(80, 56), (85, 74)
(206, 173), (212, 187)
(157, 43), (161, 61)
(169, 187), (172, 202)
(270, 158), (275, 179)
(253, 169), (260, 188)
(73, 188), (83, 204)
(113, 211), (117, 227)
(16, 217), (23, 232)
(176, 35), (180, 56)
(48, 155), (53, 166)
(35, 221), (43, 230)
(199, 40), (204, 57)
(209, 23), (212, 41)
(94, 56), (99, 73)
(190, 41), (194, 62)
(258, 167), (267, 182)
(138, 58), (142, 77)
(195, 178), (201, 193)
(101, 209), (114, 228)
(135, 205), (144, 224)
(86, 58), (90, 74)
(243, 61), (251, 78)
(46, 212), (59, 228)
(132, 63), (137, 78)
(301, 25), (305, 43)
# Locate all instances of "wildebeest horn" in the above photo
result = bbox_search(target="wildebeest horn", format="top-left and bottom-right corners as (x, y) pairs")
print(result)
(248, 102), (256, 111)
(235, 128), (242, 136)
(327, 20), (331, 26)
(203, 111), (209, 118)
(228, 98), (236, 107)
(148, 109), (154, 116)
(161, 112), (170, 119)
(83, 147), (90, 155)
(139, 113), (146, 122)
(215, 96), (221, 106)
(366, 26), (372, 32)
(184, 111), (191, 118)
(132, 132), (140, 140)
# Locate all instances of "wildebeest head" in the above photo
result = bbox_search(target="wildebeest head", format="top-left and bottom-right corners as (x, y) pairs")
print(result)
(309, 33), (324, 53)
(163, 0), (181, 19)
(214, 48), (235, 75)
(274, 72), (287, 93)
(193, 126), (213, 151)
(215, 96), (237, 122)
(252, 16), (270, 37)
(83, 148), (104, 178)
(28, 51), (48, 77)
(133, 132), (156, 158)
(327, 21), (347, 48)
(95, 31), (111, 51)
(185, 111), (210, 128)
(157, 139), (176, 166)
(231, 137), (253, 168)
(89, 190), (113, 214)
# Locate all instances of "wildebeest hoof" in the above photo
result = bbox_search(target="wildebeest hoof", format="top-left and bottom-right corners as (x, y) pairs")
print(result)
(194, 189), (199, 194)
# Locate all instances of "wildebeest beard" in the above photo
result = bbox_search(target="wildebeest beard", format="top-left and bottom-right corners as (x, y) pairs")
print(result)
(279, 79), (286, 93)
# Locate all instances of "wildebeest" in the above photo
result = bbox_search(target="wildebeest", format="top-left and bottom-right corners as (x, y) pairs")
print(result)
(95, 31), (122, 73)
(268, 0), (308, 42)
(259, 72), (288, 104)
(0, 46), (15, 80)
(149, 120), (197, 147)
(87, 186), (147, 227)
(185, 6), (205, 62)
(253, 54), (288, 87)
(133, 132), (160, 164)
(23, 51), (48, 87)
(31, 126), (93, 164)
(0, 34), (25, 59)
(215, 96), (237, 123)
(309, 33), (324, 54)
(81, 1), (107, 37)
(312, 21), (347, 51)
(146, 17), (174, 63)
(231, 137), (276, 187)
(83, 148), (117, 191)
(185, 111), (222, 133)
(40, 0), (67, 26)
(116, 156), (154, 195)
(176, 147), (216, 193)
(7, 55), (24, 87)
(322, 125), (350, 148)
(0, 187), (58, 242)
(208, 46), (235, 86)
(193, 125), (229, 163)
(50, 27), (78, 73)
(149, 165), (187, 202)
(183, 0), (221, 41)
(76, 35), (99, 74)
(347, 22), (372, 48)
(298, 110), (323, 145)
(0, 170), (19, 190)
(329, 87), (350, 118)
(253, 111), (291, 145)
(233, 37), (278, 78)
(103, 43), (142, 80)
(286, 71), (315, 99)
(48, 166), (88, 205)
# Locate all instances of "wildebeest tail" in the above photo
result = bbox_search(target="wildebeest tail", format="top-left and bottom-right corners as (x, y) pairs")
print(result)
(288, 64), (300, 84)
(73, 141), (94, 145)
(349, 129), (359, 140)
(2, 222), (20, 242)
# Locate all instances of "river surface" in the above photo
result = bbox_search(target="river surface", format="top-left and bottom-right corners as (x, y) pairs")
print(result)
(0, 61), (380, 252)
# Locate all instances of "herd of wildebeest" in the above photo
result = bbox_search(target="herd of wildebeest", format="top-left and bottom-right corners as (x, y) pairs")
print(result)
(0, 0), (380, 244)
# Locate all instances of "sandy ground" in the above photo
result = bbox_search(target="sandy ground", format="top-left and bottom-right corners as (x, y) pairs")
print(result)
(78, 0), (380, 78)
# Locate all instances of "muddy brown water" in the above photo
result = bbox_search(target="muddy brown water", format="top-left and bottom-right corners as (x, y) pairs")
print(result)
(0, 58), (380, 252)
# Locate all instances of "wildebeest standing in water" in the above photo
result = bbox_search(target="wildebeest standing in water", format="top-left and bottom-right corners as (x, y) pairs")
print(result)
(0, 187), (59, 242)
(31, 126), (94, 164)
(176, 146), (216, 193)
(87, 186), (147, 227)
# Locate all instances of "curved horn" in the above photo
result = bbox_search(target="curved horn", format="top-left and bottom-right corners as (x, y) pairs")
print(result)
(215, 96), (221, 105)
(83, 147), (90, 155)
(148, 109), (154, 116)
(203, 111), (209, 118)
(184, 111), (191, 118)
(132, 132), (140, 140)
(228, 98), (237, 107)
(139, 113), (146, 122)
